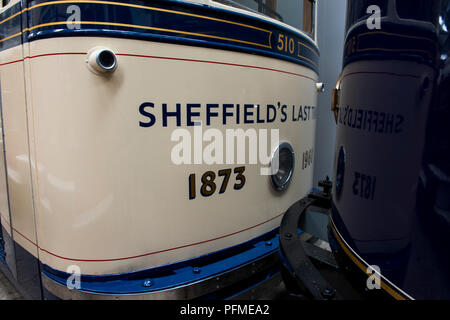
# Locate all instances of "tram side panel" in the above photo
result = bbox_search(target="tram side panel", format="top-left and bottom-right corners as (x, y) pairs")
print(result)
(0, 59), (17, 281)
(0, 0), (42, 299)
(333, 59), (434, 254)
(27, 36), (318, 277)
(0, 0), (320, 298)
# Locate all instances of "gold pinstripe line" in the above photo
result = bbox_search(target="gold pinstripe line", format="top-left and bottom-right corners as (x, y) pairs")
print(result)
(0, 9), (22, 25)
(0, 1), (321, 66)
(29, 0), (272, 33)
(330, 220), (409, 300)
(0, 24), (315, 66)
(0, 31), (21, 43)
(23, 21), (272, 49)
(298, 41), (319, 58)
(357, 47), (431, 55)
(355, 31), (436, 56)
(300, 54), (318, 68)
(0, 0), (273, 48)
(358, 30), (436, 43)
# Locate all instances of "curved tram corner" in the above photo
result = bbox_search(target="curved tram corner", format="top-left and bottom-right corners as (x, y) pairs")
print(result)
(0, 0), (320, 300)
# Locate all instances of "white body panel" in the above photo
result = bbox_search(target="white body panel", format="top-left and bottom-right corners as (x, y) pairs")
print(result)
(0, 44), (38, 266)
(0, 35), (318, 275)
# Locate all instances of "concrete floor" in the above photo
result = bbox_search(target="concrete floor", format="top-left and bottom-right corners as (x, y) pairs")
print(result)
(0, 269), (23, 300)
(0, 268), (288, 300)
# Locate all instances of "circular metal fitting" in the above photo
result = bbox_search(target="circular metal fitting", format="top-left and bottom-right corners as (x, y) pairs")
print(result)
(86, 47), (117, 75)
(270, 142), (295, 191)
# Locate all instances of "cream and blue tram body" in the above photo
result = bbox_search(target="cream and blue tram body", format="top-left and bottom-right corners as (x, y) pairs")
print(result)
(0, 0), (320, 299)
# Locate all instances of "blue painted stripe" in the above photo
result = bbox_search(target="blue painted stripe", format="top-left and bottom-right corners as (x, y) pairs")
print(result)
(42, 227), (280, 294)
(0, 0), (319, 71)
(343, 22), (439, 68)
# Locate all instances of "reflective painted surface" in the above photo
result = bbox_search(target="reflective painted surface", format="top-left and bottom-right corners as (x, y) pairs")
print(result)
(331, 0), (450, 299)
